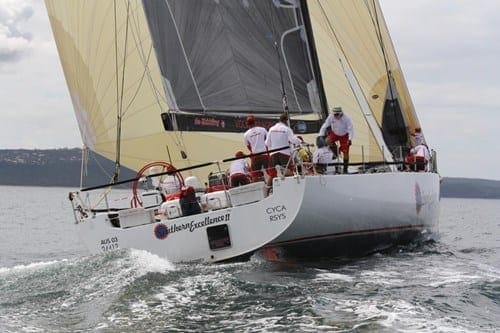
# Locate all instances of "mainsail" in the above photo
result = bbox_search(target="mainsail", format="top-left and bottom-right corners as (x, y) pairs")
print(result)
(143, 0), (319, 115)
(45, 0), (422, 182)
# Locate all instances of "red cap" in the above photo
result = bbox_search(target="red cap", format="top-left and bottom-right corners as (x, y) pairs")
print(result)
(246, 115), (255, 125)
(235, 151), (245, 158)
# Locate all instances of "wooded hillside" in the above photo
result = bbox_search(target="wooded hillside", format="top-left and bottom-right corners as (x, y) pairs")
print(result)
(1, 149), (499, 198)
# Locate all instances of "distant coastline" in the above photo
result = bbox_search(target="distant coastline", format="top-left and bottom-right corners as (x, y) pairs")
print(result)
(439, 177), (500, 199)
(1, 148), (499, 198)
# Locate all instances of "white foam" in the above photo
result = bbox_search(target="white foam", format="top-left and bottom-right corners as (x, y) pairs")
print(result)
(471, 262), (500, 282)
(314, 272), (355, 282)
(333, 298), (473, 333)
(128, 249), (175, 275)
(0, 259), (66, 274)
(360, 270), (406, 286)
(151, 270), (233, 313)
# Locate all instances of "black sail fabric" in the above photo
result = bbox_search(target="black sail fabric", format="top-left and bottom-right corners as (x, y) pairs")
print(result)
(142, 0), (318, 115)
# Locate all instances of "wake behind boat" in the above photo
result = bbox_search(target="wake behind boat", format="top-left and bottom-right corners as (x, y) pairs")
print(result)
(47, 0), (440, 263)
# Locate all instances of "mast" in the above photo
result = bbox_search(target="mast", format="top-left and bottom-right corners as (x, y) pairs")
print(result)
(299, 0), (329, 119)
(274, 41), (291, 127)
(112, 0), (131, 183)
(268, 1), (290, 127)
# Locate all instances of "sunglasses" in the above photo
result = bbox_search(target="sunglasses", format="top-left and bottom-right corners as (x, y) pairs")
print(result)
(333, 112), (342, 116)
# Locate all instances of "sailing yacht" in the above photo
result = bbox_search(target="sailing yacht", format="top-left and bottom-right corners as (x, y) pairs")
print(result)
(46, 0), (440, 263)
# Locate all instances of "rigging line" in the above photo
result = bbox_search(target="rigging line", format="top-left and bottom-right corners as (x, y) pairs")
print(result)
(117, 6), (152, 116)
(162, 1), (201, 162)
(280, 26), (304, 113)
(298, 0), (329, 120)
(296, 1), (323, 110)
(121, 30), (152, 116)
(165, 0), (207, 111)
(317, 1), (389, 159)
(316, 3), (348, 71)
(131, 29), (165, 106)
(90, 149), (119, 183)
(269, 1), (291, 127)
(80, 146), (88, 189)
(112, 0), (120, 182)
(310, 5), (355, 117)
(317, 1), (375, 115)
(81, 145), (291, 192)
(126, 11), (185, 153)
(112, 0), (131, 183)
(367, 0), (409, 139)
(126, 6), (167, 110)
(315, 1), (352, 93)
(275, 42), (289, 122)
(368, 0), (396, 101)
(269, 0), (304, 113)
(86, 1), (122, 125)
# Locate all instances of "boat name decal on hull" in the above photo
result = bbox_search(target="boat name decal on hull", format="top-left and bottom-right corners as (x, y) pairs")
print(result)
(266, 205), (287, 222)
(156, 213), (231, 239)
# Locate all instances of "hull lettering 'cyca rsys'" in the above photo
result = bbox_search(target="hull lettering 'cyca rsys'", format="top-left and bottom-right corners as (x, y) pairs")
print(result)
(46, 0), (440, 263)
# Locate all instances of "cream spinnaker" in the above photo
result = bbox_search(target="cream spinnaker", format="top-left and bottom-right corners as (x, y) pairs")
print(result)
(45, 0), (248, 181)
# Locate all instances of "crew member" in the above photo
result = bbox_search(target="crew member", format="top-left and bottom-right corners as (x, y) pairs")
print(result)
(243, 114), (268, 181)
(312, 136), (336, 175)
(159, 166), (182, 197)
(412, 127), (426, 146)
(265, 113), (301, 179)
(228, 151), (251, 187)
(318, 106), (354, 174)
(406, 144), (430, 171)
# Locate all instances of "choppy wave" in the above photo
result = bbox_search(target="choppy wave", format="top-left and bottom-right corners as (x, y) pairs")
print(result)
(1, 195), (499, 332)
(1, 244), (498, 333)
(0, 250), (175, 332)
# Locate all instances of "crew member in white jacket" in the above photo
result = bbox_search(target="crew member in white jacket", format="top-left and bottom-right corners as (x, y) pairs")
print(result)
(228, 151), (251, 187)
(318, 106), (354, 174)
(265, 113), (301, 179)
(312, 136), (336, 175)
(243, 114), (268, 182)
(407, 144), (430, 171)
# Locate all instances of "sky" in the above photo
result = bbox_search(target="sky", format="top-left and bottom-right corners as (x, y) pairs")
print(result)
(0, 0), (499, 181)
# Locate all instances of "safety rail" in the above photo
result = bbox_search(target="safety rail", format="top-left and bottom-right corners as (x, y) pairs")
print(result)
(68, 142), (438, 224)
(288, 142), (438, 177)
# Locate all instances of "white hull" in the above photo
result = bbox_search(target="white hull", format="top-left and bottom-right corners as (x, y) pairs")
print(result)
(264, 172), (440, 258)
(73, 172), (439, 263)
(76, 180), (305, 263)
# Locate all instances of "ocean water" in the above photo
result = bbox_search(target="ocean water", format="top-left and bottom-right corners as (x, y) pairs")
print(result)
(0, 186), (498, 332)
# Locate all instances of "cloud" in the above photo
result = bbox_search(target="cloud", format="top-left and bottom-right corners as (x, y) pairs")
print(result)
(0, 0), (81, 149)
(0, 0), (34, 63)
(0, 0), (498, 179)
